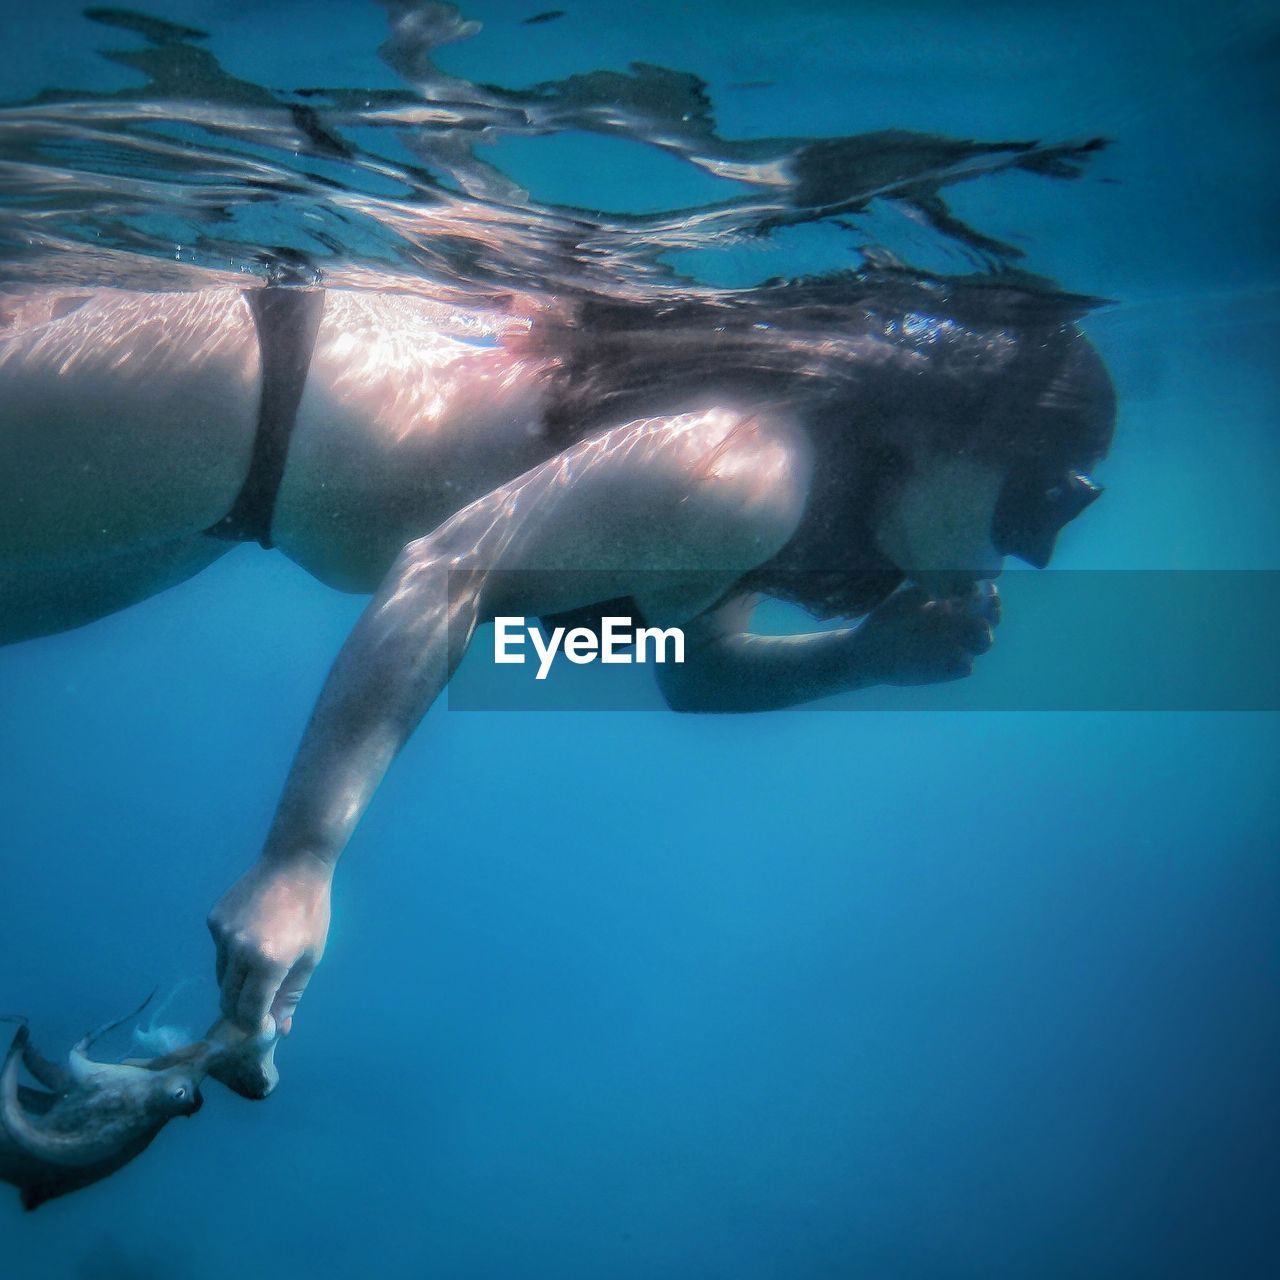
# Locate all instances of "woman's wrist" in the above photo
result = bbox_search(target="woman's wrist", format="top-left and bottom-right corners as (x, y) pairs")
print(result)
(258, 844), (337, 881)
(845, 623), (890, 688)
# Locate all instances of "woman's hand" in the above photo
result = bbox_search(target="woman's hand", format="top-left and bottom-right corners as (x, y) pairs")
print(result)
(207, 852), (332, 1037)
(856, 581), (1000, 685)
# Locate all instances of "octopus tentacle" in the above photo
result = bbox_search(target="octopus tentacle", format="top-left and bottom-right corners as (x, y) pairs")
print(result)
(69, 992), (158, 1086)
(2, 1027), (103, 1168)
(22, 1039), (72, 1095)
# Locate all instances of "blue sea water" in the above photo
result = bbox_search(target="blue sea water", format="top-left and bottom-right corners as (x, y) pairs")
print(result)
(2, 1), (1278, 1277)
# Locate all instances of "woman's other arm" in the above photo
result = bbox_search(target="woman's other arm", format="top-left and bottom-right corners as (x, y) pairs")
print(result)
(656, 582), (999, 713)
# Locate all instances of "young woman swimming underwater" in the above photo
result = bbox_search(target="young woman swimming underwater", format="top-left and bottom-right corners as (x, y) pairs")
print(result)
(0, 0), (1122, 1054)
(0, 259), (1115, 1041)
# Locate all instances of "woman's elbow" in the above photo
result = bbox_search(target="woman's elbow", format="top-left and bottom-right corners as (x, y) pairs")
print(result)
(655, 663), (762, 714)
(655, 665), (717, 713)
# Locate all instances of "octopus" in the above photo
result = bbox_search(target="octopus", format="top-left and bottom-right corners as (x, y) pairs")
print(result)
(1, 1000), (280, 1210)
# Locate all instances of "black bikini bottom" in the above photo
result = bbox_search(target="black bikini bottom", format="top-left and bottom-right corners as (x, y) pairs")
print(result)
(205, 287), (326, 549)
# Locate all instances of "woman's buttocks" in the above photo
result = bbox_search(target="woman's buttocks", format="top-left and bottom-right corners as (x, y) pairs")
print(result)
(0, 288), (261, 564)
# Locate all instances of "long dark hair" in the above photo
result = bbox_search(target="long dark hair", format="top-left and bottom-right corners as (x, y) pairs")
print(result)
(529, 266), (1116, 620)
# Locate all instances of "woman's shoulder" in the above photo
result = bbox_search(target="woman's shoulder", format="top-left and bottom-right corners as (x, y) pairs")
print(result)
(595, 405), (815, 574)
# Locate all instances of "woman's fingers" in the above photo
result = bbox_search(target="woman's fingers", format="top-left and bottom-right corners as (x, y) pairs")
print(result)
(949, 583), (999, 654)
(209, 911), (231, 987)
(866, 579), (1001, 686)
(270, 957), (318, 1036)
(974, 580), (1002, 626)
(219, 952), (251, 1025)
(220, 949), (320, 1036)
(235, 959), (289, 1035)
(928, 591), (995, 672)
(216, 934), (294, 1033)
(963, 615), (994, 654)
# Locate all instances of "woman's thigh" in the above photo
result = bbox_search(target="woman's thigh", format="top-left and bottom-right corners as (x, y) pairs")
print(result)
(0, 534), (232, 645)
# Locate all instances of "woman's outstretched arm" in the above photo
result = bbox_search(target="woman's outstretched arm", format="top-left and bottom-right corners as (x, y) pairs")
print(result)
(206, 534), (480, 1039)
(207, 408), (811, 1036)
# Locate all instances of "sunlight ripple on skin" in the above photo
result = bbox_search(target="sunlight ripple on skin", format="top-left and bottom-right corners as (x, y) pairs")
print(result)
(314, 293), (544, 446)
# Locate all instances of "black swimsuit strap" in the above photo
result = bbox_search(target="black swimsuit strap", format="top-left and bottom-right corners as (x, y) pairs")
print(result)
(206, 286), (326, 549)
